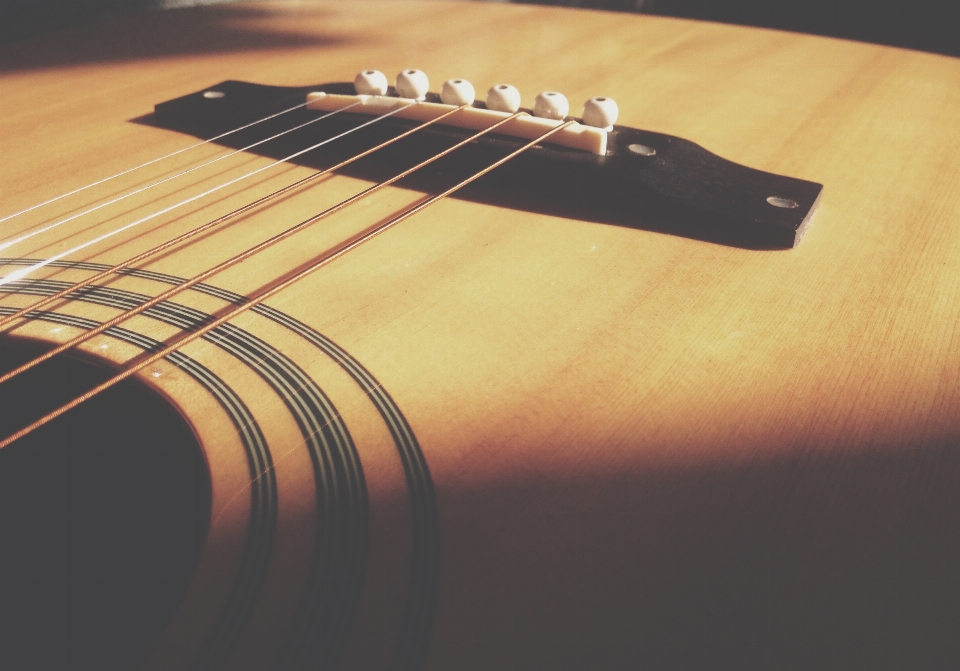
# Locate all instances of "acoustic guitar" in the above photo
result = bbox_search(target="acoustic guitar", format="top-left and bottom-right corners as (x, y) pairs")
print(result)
(1, 2), (958, 670)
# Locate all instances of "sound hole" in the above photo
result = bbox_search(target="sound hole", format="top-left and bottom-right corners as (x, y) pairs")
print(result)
(0, 337), (210, 671)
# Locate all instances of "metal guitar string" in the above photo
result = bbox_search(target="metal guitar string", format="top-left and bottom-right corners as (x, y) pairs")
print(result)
(0, 98), (313, 227)
(0, 104), (471, 333)
(0, 104), (473, 381)
(0, 118), (574, 449)
(0, 100), (410, 288)
(0, 101), (365, 257)
(0, 103), (490, 383)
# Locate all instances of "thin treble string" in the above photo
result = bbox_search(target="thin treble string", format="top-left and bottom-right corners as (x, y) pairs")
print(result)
(0, 101), (360, 255)
(0, 104), (473, 380)
(0, 101), (410, 288)
(0, 104), (471, 333)
(0, 118), (574, 450)
(0, 98), (314, 226)
(0, 103), (494, 384)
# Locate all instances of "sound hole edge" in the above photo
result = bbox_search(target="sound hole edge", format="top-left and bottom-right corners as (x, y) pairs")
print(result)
(0, 335), (211, 671)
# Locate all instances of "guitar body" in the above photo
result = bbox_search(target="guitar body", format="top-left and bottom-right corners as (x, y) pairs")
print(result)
(1, 2), (959, 670)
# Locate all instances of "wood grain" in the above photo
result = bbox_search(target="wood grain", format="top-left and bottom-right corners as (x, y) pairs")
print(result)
(1, 2), (959, 669)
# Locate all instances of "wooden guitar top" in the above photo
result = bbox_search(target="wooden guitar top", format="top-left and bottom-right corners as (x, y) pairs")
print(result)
(1, 2), (958, 669)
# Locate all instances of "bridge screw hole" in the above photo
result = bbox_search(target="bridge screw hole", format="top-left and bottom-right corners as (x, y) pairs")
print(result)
(767, 196), (799, 209)
(628, 143), (656, 156)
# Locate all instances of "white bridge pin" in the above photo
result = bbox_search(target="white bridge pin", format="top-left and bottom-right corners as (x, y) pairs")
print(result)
(533, 91), (570, 120)
(582, 96), (619, 130)
(486, 84), (521, 113)
(395, 69), (429, 101)
(354, 69), (388, 96)
(440, 78), (476, 106)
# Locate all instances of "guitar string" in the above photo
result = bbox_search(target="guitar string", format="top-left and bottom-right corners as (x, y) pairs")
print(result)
(0, 119), (574, 450)
(0, 100), (361, 256)
(0, 103), (497, 383)
(0, 100), (404, 288)
(0, 104), (470, 333)
(0, 103), (472, 380)
(0, 98), (312, 227)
